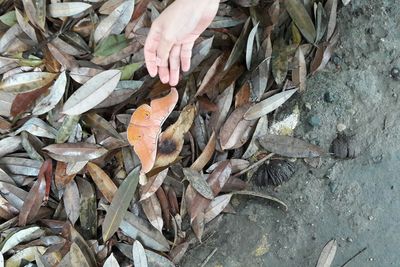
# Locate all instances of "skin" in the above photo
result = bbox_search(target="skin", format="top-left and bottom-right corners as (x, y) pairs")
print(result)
(144, 0), (220, 86)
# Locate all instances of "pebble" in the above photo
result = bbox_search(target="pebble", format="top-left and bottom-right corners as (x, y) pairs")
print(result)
(337, 123), (347, 132)
(308, 115), (321, 127)
(324, 92), (336, 103)
(391, 67), (400, 81)
(304, 102), (312, 110)
(347, 237), (353, 243)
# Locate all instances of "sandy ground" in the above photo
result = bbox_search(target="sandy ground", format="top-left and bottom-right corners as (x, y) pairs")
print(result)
(181, 0), (400, 266)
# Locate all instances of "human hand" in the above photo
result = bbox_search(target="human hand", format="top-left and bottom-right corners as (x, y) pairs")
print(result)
(144, 0), (219, 86)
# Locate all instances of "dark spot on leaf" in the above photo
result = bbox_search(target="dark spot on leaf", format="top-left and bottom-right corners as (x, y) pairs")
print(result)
(158, 139), (177, 155)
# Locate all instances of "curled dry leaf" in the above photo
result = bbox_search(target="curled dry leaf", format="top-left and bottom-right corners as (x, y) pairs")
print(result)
(154, 104), (196, 169)
(140, 168), (169, 201)
(220, 103), (256, 150)
(190, 132), (216, 171)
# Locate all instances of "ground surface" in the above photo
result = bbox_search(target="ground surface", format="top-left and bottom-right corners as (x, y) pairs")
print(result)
(182, 0), (400, 266)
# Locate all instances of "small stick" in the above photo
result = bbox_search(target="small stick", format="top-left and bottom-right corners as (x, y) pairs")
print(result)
(340, 247), (368, 267)
(233, 153), (275, 178)
(200, 248), (218, 267)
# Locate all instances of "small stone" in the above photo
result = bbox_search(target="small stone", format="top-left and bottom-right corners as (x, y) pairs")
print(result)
(324, 92), (336, 103)
(337, 123), (347, 132)
(308, 115), (321, 127)
(304, 102), (312, 110)
(391, 67), (400, 81)
(346, 237), (353, 243)
(368, 215), (374, 221)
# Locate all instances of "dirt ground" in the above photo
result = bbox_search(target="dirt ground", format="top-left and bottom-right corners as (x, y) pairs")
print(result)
(181, 0), (400, 266)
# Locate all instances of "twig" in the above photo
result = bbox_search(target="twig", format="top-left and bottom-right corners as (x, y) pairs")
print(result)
(340, 247), (368, 267)
(200, 248), (218, 267)
(233, 153), (274, 178)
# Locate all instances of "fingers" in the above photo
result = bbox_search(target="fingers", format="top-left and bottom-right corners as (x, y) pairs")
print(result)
(156, 36), (173, 83)
(181, 42), (194, 72)
(169, 45), (181, 86)
(144, 27), (161, 77)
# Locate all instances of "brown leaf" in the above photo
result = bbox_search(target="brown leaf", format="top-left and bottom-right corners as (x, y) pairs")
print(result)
(141, 194), (163, 232)
(310, 30), (339, 74)
(190, 132), (216, 171)
(140, 168), (168, 201)
(55, 162), (76, 190)
(285, 0), (316, 43)
(156, 187), (171, 231)
(63, 180), (80, 225)
(271, 38), (288, 85)
(196, 52), (229, 97)
(19, 159), (51, 226)
(209, 83), (234, 133)
(258, 134), (326, 158)
(292, 48), (307, 92)
(235, 81), (251, 108)
(11, 86), (49, 117)
(220, 104), (256, 150)
(86, 162), (117, 203)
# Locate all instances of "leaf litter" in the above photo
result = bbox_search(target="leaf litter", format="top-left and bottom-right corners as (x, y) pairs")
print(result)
(0, 0), (339, 265)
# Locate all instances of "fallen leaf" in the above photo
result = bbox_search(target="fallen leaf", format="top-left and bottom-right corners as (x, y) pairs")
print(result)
(154, 104), (196, 169)
(246, 22), (259, 70)
(285, 0), (316, 43)
(140, 168), (168, 201)
(94, 0), (135, 43)
(103, 253), (120, 267)
(183, 168), (214, 200)
(204, 194), (233, 223)
(190, 132), (216, 171)
(0, 72), (57, 94)
(132, 241), (148, 267)
(62, 70), (121, 115)
(102, 166), (140, 241)
(86, 162), (117, 203)
(43, 143), (108, 162)
(141, 194), (163, 232)
(258, 134), (325, 158)
(63, 180), (80, 225)
(292, 48), (307, 92)
(120, 211), (170, 251)
(316, 239), (337, 267)
(244, 89), (297, 120)
(48, 2), (91, 18)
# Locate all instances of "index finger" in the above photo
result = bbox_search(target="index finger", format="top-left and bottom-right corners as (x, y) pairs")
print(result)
(144, 27), (161, 77)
